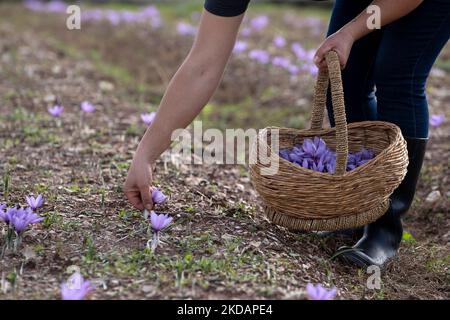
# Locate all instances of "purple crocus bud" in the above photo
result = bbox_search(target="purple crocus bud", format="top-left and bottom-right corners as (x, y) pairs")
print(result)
(0, 203), (6, 211)
(152, 188), (168, 205)
(273, 35), (286, 48)
(141, 112), (156, 126)
(26, 194), (44, 210)
(61, 272), (94, 300)
(233, 41), (248, 54)
(250, 15), (269, 31)
(48, 105), (64, 117)
(10, 207), (43, 233)
(81, 101), (95, 113)
(306, 283), (337, 300)
(150, 211), (173, 232)
(429, 114), (445, 127)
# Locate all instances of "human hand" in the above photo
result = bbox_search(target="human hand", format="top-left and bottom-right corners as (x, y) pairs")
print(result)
(314, 28), (355, 70)
(124, 151), (154, 211)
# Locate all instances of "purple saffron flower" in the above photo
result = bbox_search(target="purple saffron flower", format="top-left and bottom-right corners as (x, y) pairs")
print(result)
(26, 194), (44, 210)
(48, 105), (64, 117)
(81, 101), (95, 113)
(46, 0), (66, 13)
(306, 283), (337, 300)
(61, 272), (94, 300)
(177, 22), (197, 36)
(429, 114), (445, 127)
(141, 112), (156, 126)
(150, 211), (173, 232)
(250, 15), (269, 31)
(152, 188), (168, 205)
(233, 41), (248, 54)
(0, 207), (15, 224)
(279, 149), (291, 161)
(272, 56), (291, 69)
(287, 64), (300, 75)
(303, 64), (318, 76)
(273, 35), (286, 48)
(249, 49), (270, 64)
(9, 207), (43, 233)
(292, 42), (307, 60)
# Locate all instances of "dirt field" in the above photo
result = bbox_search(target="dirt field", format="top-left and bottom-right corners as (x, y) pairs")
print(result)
(0, 1), (448, 299)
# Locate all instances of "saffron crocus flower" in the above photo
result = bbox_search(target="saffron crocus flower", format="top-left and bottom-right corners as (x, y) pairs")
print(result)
(278, 137), (374, 173)
(177, 22), (197, 36)
(26, 194), (43, 210)
(271, 56), (291, 69)
(61, 272), (94, 300)
(150, 211), (172, 232)
(0, 207), (15, 224)
(152, 188), (168, 205)
(429, 114), (445, 127)
(48, 105), (64, 117)
(81, 101), (95, 113)
(292, 42), (307, 60)
(10, 207), (43, 234)
(287, 64), (300, 75)
(306, 283), (337, 300)
(248, 49), (270, 64)
(233, 41), (248, 54)
(250, 15), (269, 31)
(141, 112), (156, 126)
(273, 35), (286, 48)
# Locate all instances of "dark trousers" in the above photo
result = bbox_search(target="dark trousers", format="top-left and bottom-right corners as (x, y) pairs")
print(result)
(326, 0), (450, 138)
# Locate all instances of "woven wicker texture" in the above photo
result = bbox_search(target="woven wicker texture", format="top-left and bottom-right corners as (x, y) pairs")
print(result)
(249, 51), (409, 231)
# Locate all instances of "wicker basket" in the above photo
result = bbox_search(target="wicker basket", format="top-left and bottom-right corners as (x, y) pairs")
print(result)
(249, 51), (409, 231)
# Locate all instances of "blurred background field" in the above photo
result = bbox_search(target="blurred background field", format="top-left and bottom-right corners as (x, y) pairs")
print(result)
(0, 0), (448, 300)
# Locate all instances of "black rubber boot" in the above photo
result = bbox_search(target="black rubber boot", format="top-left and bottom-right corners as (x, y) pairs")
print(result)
(333, 137), (428, 267)
(315, 227), (364, 239)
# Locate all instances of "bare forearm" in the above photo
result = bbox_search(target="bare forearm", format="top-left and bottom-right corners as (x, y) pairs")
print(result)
(137, 60), (225, 162)
(344, 0), (423, 41)
(131, 10), (243, 164)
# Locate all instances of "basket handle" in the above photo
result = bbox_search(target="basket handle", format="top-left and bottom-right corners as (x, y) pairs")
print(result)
(310, 51), (348, 176)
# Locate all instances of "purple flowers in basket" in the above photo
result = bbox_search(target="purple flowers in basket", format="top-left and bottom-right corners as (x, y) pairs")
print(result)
(279, 137), (374, 173)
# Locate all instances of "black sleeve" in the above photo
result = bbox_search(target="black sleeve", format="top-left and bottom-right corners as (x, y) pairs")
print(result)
(204, 0), (251, 17)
